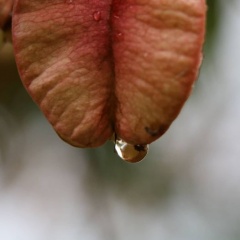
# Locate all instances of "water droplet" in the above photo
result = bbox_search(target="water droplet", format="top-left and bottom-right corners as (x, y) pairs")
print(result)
(115, 32), (124, 41)
(114, 138), (149, 163)
(93, 11), (101, 22)
(0, 30), (4, 50)
(114, 15), (120, 19)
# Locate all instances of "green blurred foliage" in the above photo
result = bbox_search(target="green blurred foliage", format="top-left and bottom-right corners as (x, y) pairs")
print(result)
(206, 0), (219, 45)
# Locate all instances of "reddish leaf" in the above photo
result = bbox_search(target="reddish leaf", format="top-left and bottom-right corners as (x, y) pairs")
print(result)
(12, 0), (206, 147)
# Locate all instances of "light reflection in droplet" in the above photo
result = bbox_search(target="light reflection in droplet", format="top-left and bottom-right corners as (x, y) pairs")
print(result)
(115, 32), (124, 41)
(93, 11), (101, 21)
(114, 138), (149, 163)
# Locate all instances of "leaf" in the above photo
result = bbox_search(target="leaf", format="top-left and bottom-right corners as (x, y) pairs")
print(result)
(12, 0), (206, 147)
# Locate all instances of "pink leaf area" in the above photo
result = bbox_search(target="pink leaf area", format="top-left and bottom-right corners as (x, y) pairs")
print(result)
(12, 0), (206, 147)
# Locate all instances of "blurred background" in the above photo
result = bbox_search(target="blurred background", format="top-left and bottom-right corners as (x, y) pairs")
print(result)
(1, 0), (240, 239)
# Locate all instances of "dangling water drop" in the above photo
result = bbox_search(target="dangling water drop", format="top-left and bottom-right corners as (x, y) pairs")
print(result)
(114, 137), (149, 163)
(93, 11), (102, 22)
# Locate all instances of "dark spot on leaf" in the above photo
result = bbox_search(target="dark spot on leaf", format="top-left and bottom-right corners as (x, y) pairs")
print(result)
(145, 125), (167, 137)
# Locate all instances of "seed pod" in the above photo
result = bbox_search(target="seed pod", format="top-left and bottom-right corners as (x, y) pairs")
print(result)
(12, 0), (206, 148)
